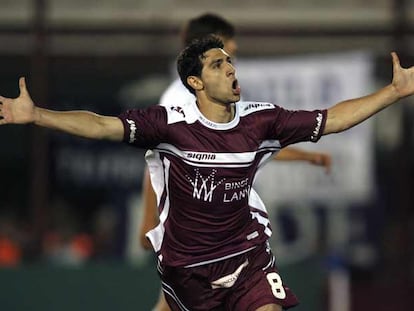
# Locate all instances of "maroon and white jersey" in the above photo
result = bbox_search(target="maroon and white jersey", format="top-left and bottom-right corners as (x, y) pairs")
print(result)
(118, 101), (326, 267)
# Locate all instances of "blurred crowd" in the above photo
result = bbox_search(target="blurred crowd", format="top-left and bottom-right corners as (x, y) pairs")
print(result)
(0, 199), (120, 267)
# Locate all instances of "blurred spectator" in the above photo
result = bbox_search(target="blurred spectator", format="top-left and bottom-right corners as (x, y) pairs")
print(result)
(42, 230), (94, 266)
(0, 211), (22, 267)
(41, 197), (94, 265)
(0, 237), (21, 267)
(91, 204), (119, 260)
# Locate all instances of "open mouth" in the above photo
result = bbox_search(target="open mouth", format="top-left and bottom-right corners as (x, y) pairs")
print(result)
(232, 79), (241, 95)
(232, 80), (238, 89)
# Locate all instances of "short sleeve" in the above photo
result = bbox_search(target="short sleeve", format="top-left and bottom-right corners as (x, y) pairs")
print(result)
(117, 105), (168, 148)
(269, 106), (327, 147)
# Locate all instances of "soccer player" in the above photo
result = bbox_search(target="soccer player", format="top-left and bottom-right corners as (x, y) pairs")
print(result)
(1, 36), (412, 311)
(141, 15), (331, 311)
(140, 12), (331, 251)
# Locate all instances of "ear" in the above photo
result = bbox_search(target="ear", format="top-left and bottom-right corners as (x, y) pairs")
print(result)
(187, 76), (204, 92)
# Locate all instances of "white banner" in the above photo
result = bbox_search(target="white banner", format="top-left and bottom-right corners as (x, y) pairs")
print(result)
(236, 52), (374, 204)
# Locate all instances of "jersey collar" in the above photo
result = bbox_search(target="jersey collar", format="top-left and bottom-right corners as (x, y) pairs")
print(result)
(192, 103), (240, 130)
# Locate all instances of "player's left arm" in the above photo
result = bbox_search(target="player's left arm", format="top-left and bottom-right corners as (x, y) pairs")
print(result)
(324, 52), (414, 135)
(274, 147), (331, 174)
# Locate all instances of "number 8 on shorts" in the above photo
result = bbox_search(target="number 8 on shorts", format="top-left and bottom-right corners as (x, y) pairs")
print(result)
(266, 272), (287, 299)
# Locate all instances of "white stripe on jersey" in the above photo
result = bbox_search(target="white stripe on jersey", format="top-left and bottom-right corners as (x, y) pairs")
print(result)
(145, 150), (165, 206)
(154, 140), (281, 167)
(145, 157), (171, 252)
(184, 246), (256, 268)
(248, 189), (272, 237)
(160, 157), (171, 224)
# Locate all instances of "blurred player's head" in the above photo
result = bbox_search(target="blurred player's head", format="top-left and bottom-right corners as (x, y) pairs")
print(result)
(181, 13), (238, 56)
(177, 35), (224, 95)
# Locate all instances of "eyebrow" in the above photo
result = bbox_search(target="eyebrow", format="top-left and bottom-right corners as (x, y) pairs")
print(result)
(208, 55), (232, 67)
(209, 58), (223, 67)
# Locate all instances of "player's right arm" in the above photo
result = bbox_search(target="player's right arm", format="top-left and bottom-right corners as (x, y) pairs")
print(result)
(0, 77), (124, 141)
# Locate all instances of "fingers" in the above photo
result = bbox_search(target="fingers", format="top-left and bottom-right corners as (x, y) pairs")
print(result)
(0, 96), (4, 116)
(391, 51), (401, 70)
(0, 96), (10, 125)
(19, 76), (28, 96)
(0, 105), (4, 124)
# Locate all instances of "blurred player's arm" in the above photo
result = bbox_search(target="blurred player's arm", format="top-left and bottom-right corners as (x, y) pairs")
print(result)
(275, 147), (331, 174)
(0, 77), (123, 141)
(139, 169), (158, 250)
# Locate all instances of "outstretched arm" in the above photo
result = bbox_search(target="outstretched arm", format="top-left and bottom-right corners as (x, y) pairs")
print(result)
(0, 77), (124, 141)
(274, 147), (331, 174)
(324, 52), (414, 134)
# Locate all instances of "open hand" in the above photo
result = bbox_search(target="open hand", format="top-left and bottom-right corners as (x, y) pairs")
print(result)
(0, 77), (36, 125)
(391, 52), (414, 99)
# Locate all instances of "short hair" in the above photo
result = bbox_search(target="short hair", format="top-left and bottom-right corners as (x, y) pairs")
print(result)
(177, 35), (224, 95)
(182, 13), (235, 46)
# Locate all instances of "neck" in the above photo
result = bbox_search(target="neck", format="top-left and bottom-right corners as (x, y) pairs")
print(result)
(196, 98), (235, 124)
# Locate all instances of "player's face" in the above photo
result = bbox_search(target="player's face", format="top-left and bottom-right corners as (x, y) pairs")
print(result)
(200, 48), (241, 104)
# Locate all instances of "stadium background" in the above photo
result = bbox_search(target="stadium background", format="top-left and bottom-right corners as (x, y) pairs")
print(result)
(1, 1), (414, 310)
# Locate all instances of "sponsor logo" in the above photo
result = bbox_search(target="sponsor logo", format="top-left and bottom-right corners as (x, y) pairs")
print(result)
(223, 178), (251, 203)
(126, 119), (137, 143)
(170, 106), (186, 118)
(224, 178), (249, 190)
(311, 112), (323, 141)
(186, 169), (225, 202)
(243, 103), (273, 111)
(211, 260), (249, 289)
(186, 152), (216, 161)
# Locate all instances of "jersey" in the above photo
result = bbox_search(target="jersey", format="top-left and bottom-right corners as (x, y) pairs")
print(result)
(118, 101), (327, 267)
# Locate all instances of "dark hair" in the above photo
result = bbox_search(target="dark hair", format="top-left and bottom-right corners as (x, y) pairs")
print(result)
(177, 35), (224, 95)
(182, 13), (235, 46)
